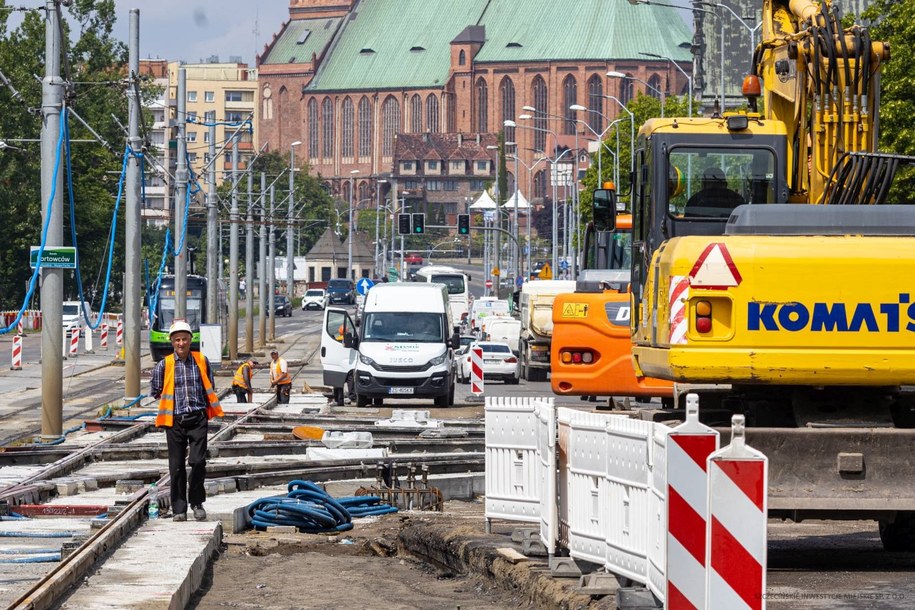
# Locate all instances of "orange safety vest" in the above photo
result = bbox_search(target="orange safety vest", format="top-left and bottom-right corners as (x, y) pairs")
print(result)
(156, 352), (224, 427)
(271, 357), (292, 386)
(232, 362), (255, 390)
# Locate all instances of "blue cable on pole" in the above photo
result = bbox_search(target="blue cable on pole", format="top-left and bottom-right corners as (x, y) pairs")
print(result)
(0, 107), (68, 335)
(247, 480), (397, 533)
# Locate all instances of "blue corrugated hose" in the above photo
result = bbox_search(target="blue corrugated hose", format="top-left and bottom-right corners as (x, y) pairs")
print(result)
(247, 480), (397, 533)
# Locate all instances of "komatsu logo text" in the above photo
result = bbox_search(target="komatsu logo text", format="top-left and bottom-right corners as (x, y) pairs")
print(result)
(748, 295), (914, 332)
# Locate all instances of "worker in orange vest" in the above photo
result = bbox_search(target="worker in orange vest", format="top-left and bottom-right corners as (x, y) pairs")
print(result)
(231, 358), (258, 403)
(269, 349), (292, 404)
(150, 319), (223, 522)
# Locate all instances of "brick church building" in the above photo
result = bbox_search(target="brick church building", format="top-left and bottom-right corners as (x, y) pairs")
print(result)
(257, 0), (691, 220)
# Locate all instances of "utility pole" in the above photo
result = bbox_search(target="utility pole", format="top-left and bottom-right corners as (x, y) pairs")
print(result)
(40, 0), (64, 438)
(258, 172), (267, 346)
(228, 136), (239, 360)
(206, 124), (217, 323)
(123, 9), (142, 406)
(245, 170), (254, 353)
(268, 185), (276, 340)
(287, 145), (297, 302)
(175, 67), (187, 319)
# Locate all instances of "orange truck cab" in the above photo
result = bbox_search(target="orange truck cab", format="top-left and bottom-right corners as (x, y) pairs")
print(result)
(550, 214), (673, 401)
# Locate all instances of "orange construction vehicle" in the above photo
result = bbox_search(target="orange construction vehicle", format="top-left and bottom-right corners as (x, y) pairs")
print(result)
(551, 191), (672, 403)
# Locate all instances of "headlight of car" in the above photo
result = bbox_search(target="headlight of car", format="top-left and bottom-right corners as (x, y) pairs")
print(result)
(359, 353), (377, 367)
(429, 353), (447, 366)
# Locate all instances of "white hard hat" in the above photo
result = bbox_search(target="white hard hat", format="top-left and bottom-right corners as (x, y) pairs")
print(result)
(168, 319), (193, 337)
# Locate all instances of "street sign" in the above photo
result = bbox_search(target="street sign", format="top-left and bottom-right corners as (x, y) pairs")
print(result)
(540, 263), (552, 279)
(30, 246), (77, 269)
(356, 277), (375, 296)
(516, 275), (524, 289)
(491, 266), (500, 277)
(559, 259), (569, 271)
(484, 280), (493, 288)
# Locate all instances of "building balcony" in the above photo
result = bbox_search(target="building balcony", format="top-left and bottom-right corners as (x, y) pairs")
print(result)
(224, 100), (255, 112)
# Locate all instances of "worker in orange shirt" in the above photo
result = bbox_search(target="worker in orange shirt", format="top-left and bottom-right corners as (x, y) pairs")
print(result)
(269, 349), (292, 404)
(231, 358), (258, 403)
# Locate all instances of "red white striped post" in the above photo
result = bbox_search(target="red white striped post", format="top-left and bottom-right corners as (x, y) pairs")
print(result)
(17, 319), (23, 336)
(11, 334), (22, 370)
(100, 324), (108, 349)
(69, 326), (79, 357)
(470, 346), (484, 395)
(116, 318), (123, 347)
(665, 393), (720, 610)
(706, 414), (768, 610)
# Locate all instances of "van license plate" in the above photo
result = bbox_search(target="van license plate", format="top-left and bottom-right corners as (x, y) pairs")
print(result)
(388, 387), (414, 395)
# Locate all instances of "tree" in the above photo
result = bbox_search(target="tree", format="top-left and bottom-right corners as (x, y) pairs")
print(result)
(0, 1), (128, 311)
(863, 0), (915, 200)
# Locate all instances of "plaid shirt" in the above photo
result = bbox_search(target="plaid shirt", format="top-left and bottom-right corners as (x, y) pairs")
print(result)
(150, 352), (214, 416)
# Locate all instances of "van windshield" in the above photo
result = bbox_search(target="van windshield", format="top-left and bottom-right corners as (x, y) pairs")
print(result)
(363, 312), (443, 343)
(62, 304), (80, 316)
(430, 274), (465, 295)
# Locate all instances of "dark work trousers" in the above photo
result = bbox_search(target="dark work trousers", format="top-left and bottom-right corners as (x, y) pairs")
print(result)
(165, 409), (209, 516)
(232, 385), (248, 403)
(276, 383), (291, 404)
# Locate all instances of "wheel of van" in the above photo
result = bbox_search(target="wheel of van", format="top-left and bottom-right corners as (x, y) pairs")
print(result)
(880, 512), (915, 551)
(356, 393), (371, 408)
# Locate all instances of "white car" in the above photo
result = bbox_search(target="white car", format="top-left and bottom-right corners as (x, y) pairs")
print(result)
(302, 288), (329, 311)
(457, 341), (519, 385)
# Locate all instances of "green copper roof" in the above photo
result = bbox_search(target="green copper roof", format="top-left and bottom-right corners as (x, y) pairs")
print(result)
(305, 0), (692, 92)
(262, 18), (342, 66)
(307, 0), (490, 92)
(474, 1), (692, 63)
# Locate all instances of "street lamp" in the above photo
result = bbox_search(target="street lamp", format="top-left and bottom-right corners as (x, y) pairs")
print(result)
(512, 116), (565, 275)
(288, 140), (301, 302)
(504, 127), (548, 280)
(696, 1), (760, 111)
(485, 144), (501, 297)
(569, 104), (624, 188)
(348, 169), (359, 280)
(607, 71), (665, 117)
(603, 95), (636, 177)
(638, 52), (693, 116)
(375, 178), (388, 275)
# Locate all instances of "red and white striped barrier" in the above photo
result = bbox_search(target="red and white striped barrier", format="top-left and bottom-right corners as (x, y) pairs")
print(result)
(707, 414), (768, 610)
(116, 318), (123, 347)
(666, 394), (720, 610)
(11, 334), (22, 370)
(100, 324), (108, 349)
(69, 327), (79, 357)
(17, 319), (23, 336)
(470, 346), (484, 395)
(84, 324), (94, 353)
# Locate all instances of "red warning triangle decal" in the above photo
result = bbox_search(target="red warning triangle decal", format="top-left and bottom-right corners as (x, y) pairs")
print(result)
(689, 243), (742, 289)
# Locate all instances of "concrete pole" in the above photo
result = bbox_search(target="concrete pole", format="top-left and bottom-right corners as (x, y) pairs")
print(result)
(268, 185), (276, 340)
(228, 137), (239, 360)
(123, 9), (142, 405)
(245, 170), (254, 354)
(287, 146), (296, 302)
(374, 180), (382, 274)
(348, 175), (355, 279)
(40, 0), (64, 438)
(551, 159), (558, 275)
(258, 172), (267, 346)
(175, 67), (187, 319)
(206, 123), (217, 323)
(513, 153), (521, 280)
(390, 180), (397, 278)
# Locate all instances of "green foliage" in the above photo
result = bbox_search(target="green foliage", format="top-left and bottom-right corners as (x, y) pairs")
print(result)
(0, 1), (128, 311)
(863, 0), (915, 201)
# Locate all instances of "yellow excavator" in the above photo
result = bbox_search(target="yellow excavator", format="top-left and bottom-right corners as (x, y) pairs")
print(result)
(595, 0), (915, 550)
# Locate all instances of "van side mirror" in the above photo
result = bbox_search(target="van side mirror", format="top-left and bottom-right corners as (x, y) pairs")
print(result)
(451, 332), (460, 350)
(343, 331), (358, 349)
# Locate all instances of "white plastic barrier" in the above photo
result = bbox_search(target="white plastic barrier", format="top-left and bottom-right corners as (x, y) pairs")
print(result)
(485, 397), (547, 526)
(564, 409), (612, 567)
(535, 399), (557, 556)
(484, 395), (767, 608)
(603, 413), (656, 585)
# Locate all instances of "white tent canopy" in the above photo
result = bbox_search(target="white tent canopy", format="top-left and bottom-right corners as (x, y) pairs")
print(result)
(502, 190), (530, 210)
(469, 190), (497, 209)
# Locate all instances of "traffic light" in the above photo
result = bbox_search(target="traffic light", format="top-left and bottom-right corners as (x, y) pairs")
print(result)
(412, 212), (425, 234)
(398, 213), (411, 235)
(457, 214), (470, 235)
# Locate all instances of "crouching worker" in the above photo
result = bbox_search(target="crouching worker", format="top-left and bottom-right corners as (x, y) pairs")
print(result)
(232, 358), (258, 403)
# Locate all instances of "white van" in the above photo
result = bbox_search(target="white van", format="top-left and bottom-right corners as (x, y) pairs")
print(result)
(468, 297), (510, 335)
(485, 316), (522, 355)
(414, 265), (469, 329)
(323, 283), (458, 408)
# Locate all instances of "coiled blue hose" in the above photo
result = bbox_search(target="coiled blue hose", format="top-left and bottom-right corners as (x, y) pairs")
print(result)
(247, 480), (397, 533)
(0, 553), (61, 564)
